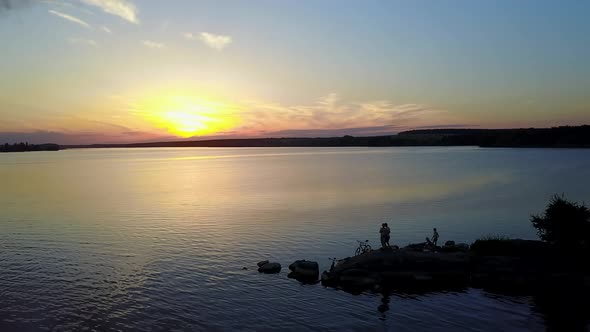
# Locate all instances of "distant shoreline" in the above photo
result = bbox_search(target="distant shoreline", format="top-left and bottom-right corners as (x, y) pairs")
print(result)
(61, 125), (590, 150)
(0, 143), (60, 153)
(3, 125), (588, 151)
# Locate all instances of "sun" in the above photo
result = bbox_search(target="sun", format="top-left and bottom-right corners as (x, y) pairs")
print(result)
(135, 95), (239, 138)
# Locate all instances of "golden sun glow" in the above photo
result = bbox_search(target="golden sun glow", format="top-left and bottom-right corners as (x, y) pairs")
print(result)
(134, 95), (239, 138)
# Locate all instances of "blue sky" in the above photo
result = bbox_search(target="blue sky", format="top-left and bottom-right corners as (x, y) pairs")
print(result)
(0, 0), (589, 144)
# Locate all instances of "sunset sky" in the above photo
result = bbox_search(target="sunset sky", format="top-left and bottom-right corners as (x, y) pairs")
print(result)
(1, 0), (589, 144)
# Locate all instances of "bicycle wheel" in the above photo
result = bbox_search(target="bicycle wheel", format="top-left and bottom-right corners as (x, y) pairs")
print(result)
(355, 247), (361, 256)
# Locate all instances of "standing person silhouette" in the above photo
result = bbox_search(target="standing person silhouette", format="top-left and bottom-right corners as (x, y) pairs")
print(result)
(431, 228), (439, 247)
(380, 223), (391, 249)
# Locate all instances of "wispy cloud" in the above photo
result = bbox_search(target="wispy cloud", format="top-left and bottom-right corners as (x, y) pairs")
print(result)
(79, 0), (138, 24)
(198, 32), (232, 50)
(235, 93), (451, 136)
(141, 40), (164, 49)
(68, 37), (98, 47)
(183, 32), (195, 40)
(100, 25), (111, 33)
(48, 9), (90, 28)
(42, 0), (96, 15)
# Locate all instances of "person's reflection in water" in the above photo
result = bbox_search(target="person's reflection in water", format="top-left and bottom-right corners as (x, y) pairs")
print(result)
(378, 292), (391, 320)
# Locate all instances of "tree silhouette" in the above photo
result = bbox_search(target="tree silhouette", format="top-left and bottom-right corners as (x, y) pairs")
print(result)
(531, 195), (590, 252)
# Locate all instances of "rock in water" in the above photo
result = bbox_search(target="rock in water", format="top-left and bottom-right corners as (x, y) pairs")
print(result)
(257, 260), (269, 268)
(258, 262), (281, 274)
(288, 260), (320, 282)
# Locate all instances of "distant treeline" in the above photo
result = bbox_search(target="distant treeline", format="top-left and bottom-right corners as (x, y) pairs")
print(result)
(64, 125), (590, 149)
(399, 125), (590, 147)
(0, 142), (60, 153)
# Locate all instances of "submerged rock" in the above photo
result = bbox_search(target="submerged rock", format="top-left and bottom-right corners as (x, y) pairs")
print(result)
(258, 262), (281, 274)
(257, 260), (270, 268)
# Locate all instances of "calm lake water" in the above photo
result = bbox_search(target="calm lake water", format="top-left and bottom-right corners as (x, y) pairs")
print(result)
(1, 147), (590, 331)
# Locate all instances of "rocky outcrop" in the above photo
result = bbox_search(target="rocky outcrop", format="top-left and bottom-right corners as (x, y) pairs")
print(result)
(321, 239), (590, 294)
(257, 260), (269, 268)
(441, 242), (469, 253)
(258, 262), (281, 274)
(404, 241), (469, 253)
(322, 248), (470, 291)
(288, 260), (319, 282)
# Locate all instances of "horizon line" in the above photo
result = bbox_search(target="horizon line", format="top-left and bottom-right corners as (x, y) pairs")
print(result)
(55, 124), (589, 148)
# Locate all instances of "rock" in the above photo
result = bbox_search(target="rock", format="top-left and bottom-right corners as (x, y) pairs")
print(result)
(405, 242), (426, 251)
(339, 269), (380, 289)
(440, 241), (470, 253)
(456, 243), (469, 252)
(321, 270), (339, 286)
(257, 260), (269, 268)
(288, 260), (320, 282)
(289, 260), (318, 272)
(258, 262), (281, 274)
(322, 248), (470, 291)
(242, 267), (248, 270)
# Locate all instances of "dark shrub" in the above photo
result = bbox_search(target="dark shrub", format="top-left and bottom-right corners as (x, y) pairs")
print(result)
(531, 195), (590, 252)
